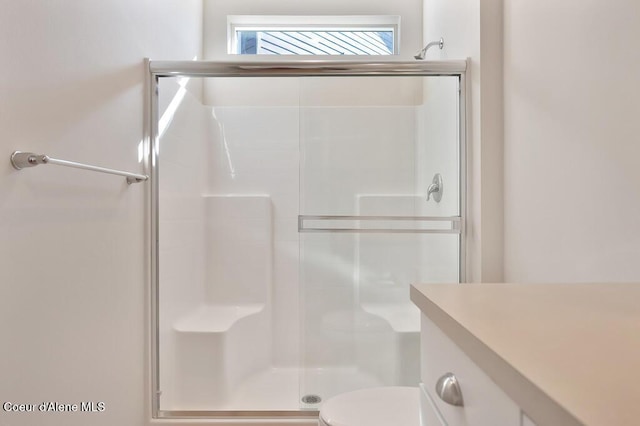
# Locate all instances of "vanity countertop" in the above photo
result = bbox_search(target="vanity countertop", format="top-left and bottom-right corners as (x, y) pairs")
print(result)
(410, 283), (640, 426)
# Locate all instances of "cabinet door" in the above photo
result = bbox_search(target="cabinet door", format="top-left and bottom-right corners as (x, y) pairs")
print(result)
(421, 315), (521, 426)
(419, 383), (446, 426)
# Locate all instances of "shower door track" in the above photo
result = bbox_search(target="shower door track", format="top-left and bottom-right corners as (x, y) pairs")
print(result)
(146, 58), (469, 422)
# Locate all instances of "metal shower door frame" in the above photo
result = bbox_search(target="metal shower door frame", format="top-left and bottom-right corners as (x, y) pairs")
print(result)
(145, 58), (469, 421)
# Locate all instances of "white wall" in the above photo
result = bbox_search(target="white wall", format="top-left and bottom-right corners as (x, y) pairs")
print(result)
(203, 0), (423, 60)
(0, 2), (201, 425)
(424, 0), (640, 283)
(423, 0), (504, 282)
(503, 1), (640, 282)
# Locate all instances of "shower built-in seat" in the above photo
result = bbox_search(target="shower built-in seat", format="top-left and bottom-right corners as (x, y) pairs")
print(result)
(170, 194), (273, 409)
(172, 304), (270, 408)
(360, 302), (421, 384)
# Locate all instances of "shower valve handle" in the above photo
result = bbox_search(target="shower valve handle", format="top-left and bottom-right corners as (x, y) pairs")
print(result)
(427, 173), (443, 202)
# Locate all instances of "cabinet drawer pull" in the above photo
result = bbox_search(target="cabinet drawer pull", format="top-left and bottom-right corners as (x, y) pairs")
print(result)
(435, 373), (464, 406)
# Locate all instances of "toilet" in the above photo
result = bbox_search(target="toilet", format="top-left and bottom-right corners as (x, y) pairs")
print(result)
(318, 387), (419, 426)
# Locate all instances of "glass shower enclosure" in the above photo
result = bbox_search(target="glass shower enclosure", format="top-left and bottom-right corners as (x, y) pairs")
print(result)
(148, 60), (466, 419)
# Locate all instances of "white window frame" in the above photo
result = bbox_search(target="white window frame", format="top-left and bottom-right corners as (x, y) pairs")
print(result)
(227, 15), (400, 56)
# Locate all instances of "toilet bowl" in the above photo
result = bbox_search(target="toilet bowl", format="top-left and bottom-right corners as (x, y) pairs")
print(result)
(318, 386), (419, 426)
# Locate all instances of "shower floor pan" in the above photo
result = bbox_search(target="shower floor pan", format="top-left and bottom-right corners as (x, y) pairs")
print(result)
(164, 366), (382, 412)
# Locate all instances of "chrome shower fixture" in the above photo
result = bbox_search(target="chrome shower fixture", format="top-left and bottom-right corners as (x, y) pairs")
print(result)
(414, 37), (444, 60)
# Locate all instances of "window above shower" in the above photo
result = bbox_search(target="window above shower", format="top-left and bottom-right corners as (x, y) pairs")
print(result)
(227, 15), (399, 55)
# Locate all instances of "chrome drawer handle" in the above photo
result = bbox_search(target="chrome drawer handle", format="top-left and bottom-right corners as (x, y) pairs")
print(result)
(435, 372), (464, 406)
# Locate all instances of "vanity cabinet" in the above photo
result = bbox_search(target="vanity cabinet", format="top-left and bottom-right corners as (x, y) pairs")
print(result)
(419, 314), (534, 426)
(411, 283), (640, 426)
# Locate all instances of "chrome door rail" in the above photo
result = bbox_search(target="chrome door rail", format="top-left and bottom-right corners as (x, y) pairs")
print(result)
(298, 215), (461, 234)
(158, 410), (318, 419)
(149, 59), (467, 78)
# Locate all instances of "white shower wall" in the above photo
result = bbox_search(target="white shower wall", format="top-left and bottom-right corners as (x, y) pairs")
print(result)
(206, 102), (300, 367)
(157, 78), (211, 409)
(202, 77), (424, 368)
(157, 78), (301, 409)
(202, 78), (301, 366)
(297, 89), (420, 381)
(416, 76), (461, 281)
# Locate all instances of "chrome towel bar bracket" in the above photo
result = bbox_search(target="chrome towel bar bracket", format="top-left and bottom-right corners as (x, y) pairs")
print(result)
(10, 151), (148, 184)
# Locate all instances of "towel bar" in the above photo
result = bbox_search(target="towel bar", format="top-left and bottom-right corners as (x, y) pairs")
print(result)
(10, 151), (148, 184)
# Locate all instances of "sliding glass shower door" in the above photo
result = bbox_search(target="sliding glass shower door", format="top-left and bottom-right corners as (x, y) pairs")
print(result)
(150, 62), (466, 418)
(297, 75), (462, 408)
